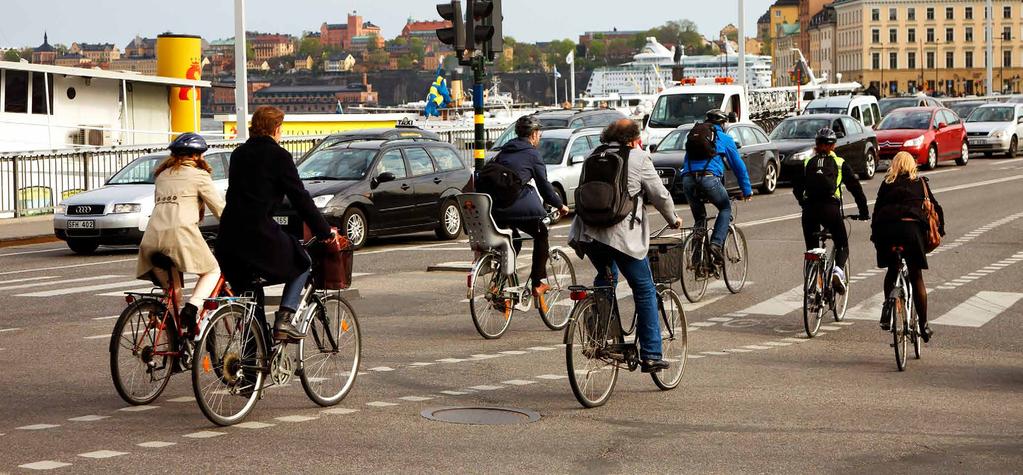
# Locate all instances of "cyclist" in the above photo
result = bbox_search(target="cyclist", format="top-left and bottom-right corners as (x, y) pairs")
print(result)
(215, 106), (334, 342)
(791, 127), (869, 294)
(871, 151), (944, 341)
(569, 119), (682, 373)
(489, 115), (570, 311)
(136, 133), (226, 337)
(681, 109), (752, 264)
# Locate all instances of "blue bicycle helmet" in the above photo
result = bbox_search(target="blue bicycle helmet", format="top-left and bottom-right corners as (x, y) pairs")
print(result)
(168, 133), (209, 155)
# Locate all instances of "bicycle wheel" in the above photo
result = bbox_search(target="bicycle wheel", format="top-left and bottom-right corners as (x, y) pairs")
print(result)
(891, 296), (908, 371)
(679, 233), (708, 303)
(110, 298), (175, 405)
(722, 226), (748, 294)
(299, 294), (361, 406)
(803, 262), (824, 338)
(468, 254), (514, 339)
(833, 260), (850, 322)
(192, 303), (266, 426)
(911, 313), (923, 360)
(651, 288), (688, 390)
(537, 248), (577, 331)
(565, 297), (620, 408)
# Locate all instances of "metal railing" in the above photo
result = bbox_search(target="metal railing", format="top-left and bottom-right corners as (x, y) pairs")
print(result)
(0, 125), (507, 218)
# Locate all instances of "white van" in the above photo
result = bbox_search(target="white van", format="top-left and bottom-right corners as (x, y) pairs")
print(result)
(803, 95), (882, 129)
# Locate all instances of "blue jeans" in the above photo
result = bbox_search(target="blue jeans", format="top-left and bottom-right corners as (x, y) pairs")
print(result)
(280, 269), (310, 312)
(585, 242), (662, 361)
(682, 174), (732, 246)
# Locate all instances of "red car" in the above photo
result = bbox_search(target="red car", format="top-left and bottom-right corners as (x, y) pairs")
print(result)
(876, 107), (969, 169)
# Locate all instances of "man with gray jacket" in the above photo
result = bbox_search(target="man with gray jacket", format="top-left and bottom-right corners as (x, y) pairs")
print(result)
(569, 119), (682, 372)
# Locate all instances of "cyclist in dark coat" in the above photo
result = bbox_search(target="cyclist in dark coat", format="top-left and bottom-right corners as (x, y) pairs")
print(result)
(216, 106), (333, 341)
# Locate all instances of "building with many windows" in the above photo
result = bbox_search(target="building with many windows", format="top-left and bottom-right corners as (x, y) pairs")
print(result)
(808, 3), (838, 80)
(835, 0), (1023, 96)
(767, 0), (800, 84)
(773, 23), (802, 86)
(320, 13), (383, 50)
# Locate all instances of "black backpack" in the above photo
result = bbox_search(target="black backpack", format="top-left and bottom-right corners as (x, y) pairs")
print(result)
(574, 144), (638, 228)
(475, 161), (523, 209)
(685, 122), (718, 160)
(803, 153), (841, 201)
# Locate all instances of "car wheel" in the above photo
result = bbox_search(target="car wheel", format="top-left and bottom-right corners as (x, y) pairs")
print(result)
(955, 142), (969, 166)
(759, 160), (778, 194)
(859, 148), (877, 180)
(435, 199), (462, 241)
(554, 185), (568, 210)
(66, 238), (99, 255)
(1007, 136), (1018, 158)
(341, 207), (367, 249)
(925, 146), (938, 170)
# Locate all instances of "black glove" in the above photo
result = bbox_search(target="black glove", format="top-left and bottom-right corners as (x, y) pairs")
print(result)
(857, 211), (870, 221)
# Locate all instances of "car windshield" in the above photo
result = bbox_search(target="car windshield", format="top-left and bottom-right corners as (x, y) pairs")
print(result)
(297, 148), (377, 180)
(967, 107), (1014, 123)
(657, 130), (690, 152)
(879, 98), (920, 116)
(492, 124), (516, 149)
(769, 118), (832, 140)
(950, 103), (982, 118)
(537, 138), (568, 165)
(805, 107), (848, 115)
(537, 118), (569, 128)
(649, 93), (724, 128)
(878, 111), (932, 130)
(107, 156), (163, 184)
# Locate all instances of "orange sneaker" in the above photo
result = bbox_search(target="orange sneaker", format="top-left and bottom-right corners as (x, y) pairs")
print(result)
(533, 283), (551, 313)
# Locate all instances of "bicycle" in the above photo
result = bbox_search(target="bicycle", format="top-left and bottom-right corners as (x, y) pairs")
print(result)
(882, 246), (922, 371)
(191, 240), (361, 426)
(459, 193), (577, 339)
(563, 224), (689, 408)
(680, 196), (748, 303)
(109, 243), (233, 405)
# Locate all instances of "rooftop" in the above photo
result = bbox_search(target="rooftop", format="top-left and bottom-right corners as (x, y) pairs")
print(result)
(0, 59), (209, 88)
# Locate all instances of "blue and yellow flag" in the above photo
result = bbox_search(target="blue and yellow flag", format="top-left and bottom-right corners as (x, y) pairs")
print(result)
(425, 66), (452, 117)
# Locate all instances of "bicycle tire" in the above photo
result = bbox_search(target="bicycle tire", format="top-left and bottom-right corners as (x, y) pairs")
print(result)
(468, 254), (513, 339)
(299, 294), (361, 406)
(722, 226), (748, 294)
(803, 261), (824, 338)
(192, 303), (266, 426)
(912, 316), (923, 360)
(679, 232), (708, 303)
(110, 298), (175, 405)
(651, 288), (688, 390)
(892, 296), (908, 371)
(537, 248), (577, 331)
(565, 297), (620, 408)
(833, 259), (850, 322)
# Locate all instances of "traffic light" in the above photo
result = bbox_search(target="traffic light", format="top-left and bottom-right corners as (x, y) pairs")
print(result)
(482, 0), (503, 61)
(465, 1), (495, 52)
(436, 1), (465, 58)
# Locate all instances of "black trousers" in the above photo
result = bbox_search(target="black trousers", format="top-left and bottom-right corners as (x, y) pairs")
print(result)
(498, 218), (549, 288)
(801, 202), (849, 269)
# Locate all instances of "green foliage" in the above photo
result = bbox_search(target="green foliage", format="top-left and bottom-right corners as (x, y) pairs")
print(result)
(366, 34), (381, 53)
(3, 49), (22, 62)
(365, 49), (389, 71)
(297, 36), (323, 60)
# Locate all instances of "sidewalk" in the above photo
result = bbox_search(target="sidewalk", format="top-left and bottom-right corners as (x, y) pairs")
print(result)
(0, 215), (58, 246)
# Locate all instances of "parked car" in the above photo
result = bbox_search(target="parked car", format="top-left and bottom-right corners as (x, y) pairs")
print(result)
(964, 104), (1023, 158)
(53, 151), (232, 254)
(302, 126), (441, 159)
(803, 95), (882, 129)
(651, 122), (781, 200)
(274, 139), (471, 249)
(488, 109), (626, 153)
(947, 100), (989, 121)
(879, 95), (942, 117)
(875, 107), (969, 169)
(769, 114), (879, 182)
(529, 127), (603, 208)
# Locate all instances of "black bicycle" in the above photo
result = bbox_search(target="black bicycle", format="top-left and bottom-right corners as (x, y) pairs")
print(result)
(680, 197), (748, 303)
(883, 246), (923, 371)
(802, 216), (865, 337)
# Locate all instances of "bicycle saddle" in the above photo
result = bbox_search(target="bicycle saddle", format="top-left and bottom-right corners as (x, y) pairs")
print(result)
(149, 253), (176, 272)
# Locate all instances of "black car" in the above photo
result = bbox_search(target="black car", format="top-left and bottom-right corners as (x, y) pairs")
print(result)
(274, 139), (471, 248)
(650, 122), (780, 200)
(488, 109), (626, 152)
(769, 114), (879, 183)
(301, 125), (442, 159)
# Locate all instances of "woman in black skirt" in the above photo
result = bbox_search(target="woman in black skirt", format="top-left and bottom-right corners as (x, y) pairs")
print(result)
(871, 152), (945, 341)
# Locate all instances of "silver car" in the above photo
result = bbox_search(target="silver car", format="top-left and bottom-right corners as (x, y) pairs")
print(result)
(53, 151), (230, 254)
(964, 104), (1023, 158)
(534, 128), (603, 208)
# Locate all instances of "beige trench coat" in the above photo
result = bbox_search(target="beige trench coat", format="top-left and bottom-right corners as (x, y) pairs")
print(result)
(136, 164), (226, 280)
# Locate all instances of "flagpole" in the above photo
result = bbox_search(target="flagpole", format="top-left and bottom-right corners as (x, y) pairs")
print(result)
(553, 67), (558, 106)
(568, 50), (576, 106)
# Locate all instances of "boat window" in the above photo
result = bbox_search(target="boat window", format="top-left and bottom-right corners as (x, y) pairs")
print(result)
(31, 72), (53, 115)
(4, 70), (29, 113)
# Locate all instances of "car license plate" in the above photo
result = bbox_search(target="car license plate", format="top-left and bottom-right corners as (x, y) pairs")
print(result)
(66, 220), (95, 229)
(273, 216), (289, 225)
(661, 177), (671, 185)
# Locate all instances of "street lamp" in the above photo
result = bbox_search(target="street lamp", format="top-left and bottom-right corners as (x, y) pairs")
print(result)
(996, 33), (1015, 93)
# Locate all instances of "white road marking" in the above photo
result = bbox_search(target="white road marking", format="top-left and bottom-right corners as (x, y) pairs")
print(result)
(470, 354), (502, 359)
(0, 327), (21, 333)
(689, 322), (717, 327)
(83, 334), (108, 340)
(439, 390), (471, 395)
(78, 450), (127, 459)
(67, 415), (109, 422)
(366, 401), (399, 407)
(819, 325), (841, 331)
(764, 341), (793, 347)
(834, 321), (855, 326)
(409, 362), (435, 367)
(501, 379), (537, 386)
(933, 291), (1023, 327)
(0, 276), (59, 285)
(367, 366), (395, 372)
(687, 354), (706, 359)
(0, 247), (67, 257)
(436, 358), (467, 363)
(235, 421), (276, 429)
(701, 351), (730, 356)
(706, 317), (734, 322)
(725, 348), (752, 353)
(166, 396), (194, 403)
(18, 460), (72, 470)
(738, 285), (803, 316)
(535, 374), (568, 380)
(526, 346), (556, 351)
(468, 385), (504, 391)
(743, 345), (772, 350)
(137, 441), (176, 448)
(92, 315), (120, 321)
(118, 405), (158, 412)
(0, 274), (124, 292)
(17, 424), (60, 430)
(182, 431), (225, 439)
(17, 278), (164, 297)
(322, 408), (359, 415)
(781, 337), (809, 343)
(275, 415), (319, 422)
(399, 396), (434, 402)
(498, 350), (528, 355)
(844, 292), (887, 321)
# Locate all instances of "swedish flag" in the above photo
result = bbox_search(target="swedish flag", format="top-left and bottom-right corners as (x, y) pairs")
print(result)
(425, 66), (452, 117)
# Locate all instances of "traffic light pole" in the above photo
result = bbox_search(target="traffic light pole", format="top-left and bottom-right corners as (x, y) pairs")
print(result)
(472, 55), (486, 171)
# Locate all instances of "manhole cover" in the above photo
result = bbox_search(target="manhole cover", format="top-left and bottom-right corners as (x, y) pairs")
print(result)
(421, 406), (541, 425)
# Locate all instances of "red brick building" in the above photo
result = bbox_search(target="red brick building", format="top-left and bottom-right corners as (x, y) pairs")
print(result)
(320, 13), (383, 50)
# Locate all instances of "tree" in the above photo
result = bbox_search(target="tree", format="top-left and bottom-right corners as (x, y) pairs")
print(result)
(3, 49), (22, 62)
(297, 36), (323, 60)
(408, 38), (426, 62)
(366, 34), (382, 53)
(365, 49), (389, 71)
(397, 54), (415, 70)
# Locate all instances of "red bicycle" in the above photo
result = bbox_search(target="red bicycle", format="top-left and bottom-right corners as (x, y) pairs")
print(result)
(109, 257), (233, 405)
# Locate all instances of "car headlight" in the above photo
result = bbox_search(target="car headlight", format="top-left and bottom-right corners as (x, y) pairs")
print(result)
(790, 149), (814, 162)
(312, 194), (335, 209)
(991, 130), (1006, 138)
(111, 203), (142, 214)
(54, 204), (66, 215)
(903, 135), (926, 148)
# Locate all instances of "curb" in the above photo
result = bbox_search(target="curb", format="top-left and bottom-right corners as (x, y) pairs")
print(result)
(0, 234), (60, 249)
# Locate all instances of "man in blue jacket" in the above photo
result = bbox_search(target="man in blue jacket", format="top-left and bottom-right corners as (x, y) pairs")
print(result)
(492, 116), (570, 310)
(681, 109), (753, 263)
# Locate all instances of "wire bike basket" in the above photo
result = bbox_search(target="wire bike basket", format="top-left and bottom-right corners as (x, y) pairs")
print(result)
(648, 227), (689, 284)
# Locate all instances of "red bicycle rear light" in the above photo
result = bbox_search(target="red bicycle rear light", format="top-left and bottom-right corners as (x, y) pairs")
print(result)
(125, 295), (135, 304)
(466, 275), (473, 288)
(203, 300), (219, 311)
(570, 290), (588, 301)
(804, 252), (821, 261)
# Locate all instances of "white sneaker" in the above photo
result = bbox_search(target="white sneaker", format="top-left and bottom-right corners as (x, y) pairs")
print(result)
(832, 266), (847, 294)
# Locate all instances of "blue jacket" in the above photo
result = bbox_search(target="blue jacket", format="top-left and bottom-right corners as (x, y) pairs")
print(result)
(681, 124), (753, 197)
(490, 138), (564, 222)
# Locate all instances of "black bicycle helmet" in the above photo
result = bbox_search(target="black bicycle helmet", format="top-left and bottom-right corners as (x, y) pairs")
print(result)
(168, 132), (209, 155)
(815, 127), (838, 145)
(515, 115), (542, 138)
(705, 109), (728, 125)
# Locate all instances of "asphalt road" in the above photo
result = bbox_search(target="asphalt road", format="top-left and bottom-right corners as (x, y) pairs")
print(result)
(1, 156), (1021, 473)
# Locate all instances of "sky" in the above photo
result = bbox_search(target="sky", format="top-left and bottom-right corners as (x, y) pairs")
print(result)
(0, 0), (775, 49)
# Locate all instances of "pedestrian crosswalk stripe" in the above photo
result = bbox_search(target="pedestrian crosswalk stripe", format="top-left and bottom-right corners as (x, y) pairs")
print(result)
(932, 291), (1023, 328)
(17, 278), (165, 297)
(0, 274), (123, 292)
(738, 285), (802, 316)
(845, 292), (886, 321)
(0, 276), (59, 286)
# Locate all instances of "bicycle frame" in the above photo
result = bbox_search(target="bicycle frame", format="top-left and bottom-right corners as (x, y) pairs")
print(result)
(126, 275), (232, 360)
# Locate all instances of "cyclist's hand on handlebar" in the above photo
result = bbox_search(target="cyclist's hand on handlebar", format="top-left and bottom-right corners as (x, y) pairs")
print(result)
(558, 205), (570, 218)
(743, 194), (753, 202)
(671, 217), (683, 229)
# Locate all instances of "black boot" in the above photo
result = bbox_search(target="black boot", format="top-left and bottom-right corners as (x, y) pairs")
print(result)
(920, 322), (933, 343)
(180, 303), (198, 338)
(273, 309), (305, 341)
